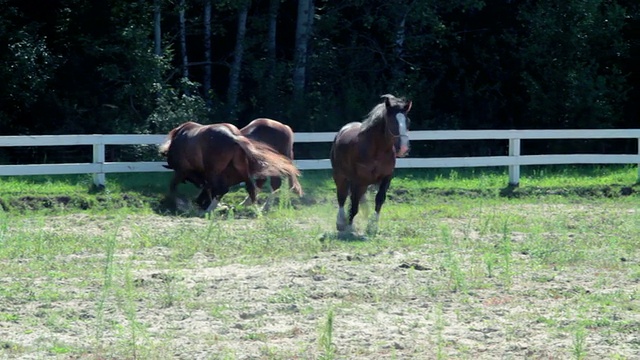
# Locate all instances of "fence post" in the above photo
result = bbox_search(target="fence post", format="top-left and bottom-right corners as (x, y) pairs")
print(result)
(637, 138), (640, 182)
(508, 137), (521, 186)
(92, 136), (105, 187)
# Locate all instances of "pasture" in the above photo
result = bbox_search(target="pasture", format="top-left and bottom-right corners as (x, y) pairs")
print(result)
(0, 166), (639, 359)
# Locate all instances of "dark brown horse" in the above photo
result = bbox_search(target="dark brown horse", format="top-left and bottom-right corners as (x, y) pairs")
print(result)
(159, 121), (301, 213)
(330, 94), (412, 233)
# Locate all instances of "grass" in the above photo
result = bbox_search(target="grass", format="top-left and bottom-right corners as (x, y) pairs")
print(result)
(0, 164), (637, 213)
(0, 165), (638, 358)
(318, 308), (336, 360)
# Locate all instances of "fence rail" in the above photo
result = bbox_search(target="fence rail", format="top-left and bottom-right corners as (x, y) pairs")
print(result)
(1, 130), (639, 186)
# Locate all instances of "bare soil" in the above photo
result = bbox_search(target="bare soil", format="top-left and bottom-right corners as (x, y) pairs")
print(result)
(1, 211), (639, 359)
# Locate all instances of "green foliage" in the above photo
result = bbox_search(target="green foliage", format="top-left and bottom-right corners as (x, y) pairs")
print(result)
(0, 0), (638, 160)
(147, 79), (212, 133)
(518, 0), (629, 128)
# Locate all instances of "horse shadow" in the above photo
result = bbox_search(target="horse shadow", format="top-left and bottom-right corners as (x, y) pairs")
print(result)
(318, 230), (372, 243)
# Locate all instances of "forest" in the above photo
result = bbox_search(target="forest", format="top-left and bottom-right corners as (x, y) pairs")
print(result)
(1, 0), (639, 160)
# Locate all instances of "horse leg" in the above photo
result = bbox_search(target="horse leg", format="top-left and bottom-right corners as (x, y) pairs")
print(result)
(204, 195), (219, 213)
(367, 176), (392, 235)
(334, 175), (350, 231)
(240, 176), (266, 207)
(228, 148), (262, 215)
(169, 172), (188, 210)
(347, 183), (368, 233)
(169, 172), (184, 197)
(203, 178), (229, 214)
(200, 149), (236, 215)
(270, 176), (282, 192)
(245, 179), (258, 206)
(195, 188), (213, 210)
(261, 176), (282, 211)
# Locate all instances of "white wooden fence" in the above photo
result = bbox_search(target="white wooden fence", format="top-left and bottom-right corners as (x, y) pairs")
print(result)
(1, 129), (639, 186)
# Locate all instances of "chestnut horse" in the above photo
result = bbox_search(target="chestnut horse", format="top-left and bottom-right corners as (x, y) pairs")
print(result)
(159, 121), (301, 213)
(239, 118), (303, 206)
(330, 94), (412, 233)
(190, 118), (303, 209)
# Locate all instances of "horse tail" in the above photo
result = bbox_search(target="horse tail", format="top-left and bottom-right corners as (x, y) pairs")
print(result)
(234, 136), (302, 193)
(158, 127), (179, 156)
(288, 173), (304, 197)
(286, 134), (304, 196)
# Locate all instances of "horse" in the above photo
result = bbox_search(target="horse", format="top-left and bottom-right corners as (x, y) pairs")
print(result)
(188, 118), (303, 209)
(238, 118), (303, 208)
(330, 94), (412, 234)
(159, 121), (301, 213)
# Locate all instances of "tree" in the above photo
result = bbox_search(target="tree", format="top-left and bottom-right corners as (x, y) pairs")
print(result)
(154, 0), (162, 57)
(0, 0), (638, 156)
(518, 0), (629, 129)
(227, 0), (250, 120)
(0, 6), (59, 134)
(178, 0), (188, 80)
(264, 0), (280, 112)
(203, 0), (212, 106)
(292, 0), (314, 101)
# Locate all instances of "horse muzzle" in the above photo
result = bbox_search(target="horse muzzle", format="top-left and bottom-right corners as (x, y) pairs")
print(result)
(396, 135), (410, 157)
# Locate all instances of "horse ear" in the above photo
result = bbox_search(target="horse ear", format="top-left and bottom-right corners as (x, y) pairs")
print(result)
(404, 101), (412, 113)
(380, 94), (394, 108)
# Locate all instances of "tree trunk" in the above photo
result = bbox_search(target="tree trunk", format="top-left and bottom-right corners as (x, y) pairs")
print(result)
(392, 11), (408, 81)
(292, 0), (314, 101)
(179, 0), (188, 80)
(203, 0), (212, 105)
(154, 0), (162, 57)
(227, 1), (249, 121)
(265, 0), (279, 112)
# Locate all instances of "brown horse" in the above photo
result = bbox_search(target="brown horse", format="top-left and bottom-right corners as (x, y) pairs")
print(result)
(159, 121), (301, 213)
(238, 118), (303, 207)
(189, 118), (303, 209)
(330, 94), (412, 233)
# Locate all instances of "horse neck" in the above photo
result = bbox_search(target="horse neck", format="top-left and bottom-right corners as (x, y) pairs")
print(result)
(361, 118), (394, 149)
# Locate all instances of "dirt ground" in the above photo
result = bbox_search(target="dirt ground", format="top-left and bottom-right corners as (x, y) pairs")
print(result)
(1, 213), (639, 359)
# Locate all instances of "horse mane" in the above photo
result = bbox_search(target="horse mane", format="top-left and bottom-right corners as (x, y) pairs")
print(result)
(360, 94), (407, 133)
(360, 102), (387, 133)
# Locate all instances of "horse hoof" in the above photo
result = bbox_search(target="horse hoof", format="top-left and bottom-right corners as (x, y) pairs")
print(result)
(365, 216), (379, 236)
(365, 223), (378, 236)
(337, 224), (355, 234)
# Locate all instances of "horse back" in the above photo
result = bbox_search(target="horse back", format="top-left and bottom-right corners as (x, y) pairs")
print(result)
(330, 122), (361, 170)
(333, 122), (361, 146)
(166, 122), (239, 173)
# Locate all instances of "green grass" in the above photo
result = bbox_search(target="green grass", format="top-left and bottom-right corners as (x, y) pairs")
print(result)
(0, 165), (638, 358)
(0, 167), (634, 220)
(0, 164), (637, 206)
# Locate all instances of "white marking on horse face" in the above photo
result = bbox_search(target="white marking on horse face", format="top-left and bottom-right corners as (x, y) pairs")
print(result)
(395, 113), (408, 136)
(395, 113), (410, 157)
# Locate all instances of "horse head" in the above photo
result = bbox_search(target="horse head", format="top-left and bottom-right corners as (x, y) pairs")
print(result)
(381, 94), (412, 157)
